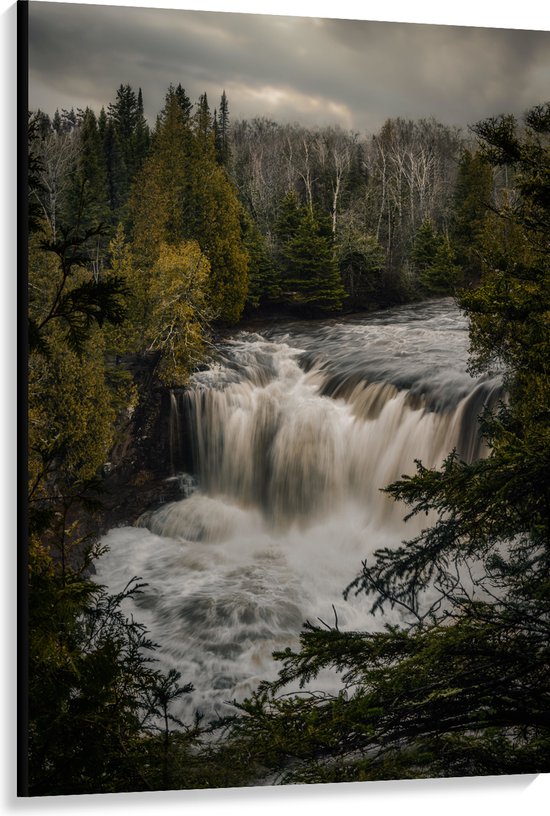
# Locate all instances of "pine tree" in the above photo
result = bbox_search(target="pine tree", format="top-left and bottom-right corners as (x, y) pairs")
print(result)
(51, 108), (62, 134)
(280, 202), (346, 312)
(173, 83), (193, 120)
(274, 190), (303, 282)
(186, 155), (249, 321)
(27, 536), (196, 795)
(450, 149), (494, 285)
(130, 88), (192, 266)
(411, 219), (461, 296)
(419, 236), (461, 294)
(130, 86), (249, 324)
(134, 88), (150, 172)
(64, 108), (110, 235)
(410, 218), (440, 274)
(337, 223), (386, 308)
(145, 240), (213, 383)
(100, 108), (126, 218)
(241, 209), (280, 309)
(217, 90), (231, 167)
(194, 93), (213, 150)
(107, 84), (150, 217)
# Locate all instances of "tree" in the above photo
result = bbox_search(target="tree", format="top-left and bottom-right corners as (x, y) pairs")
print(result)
(337, 222), (386, 308)
(107, 84), (150, 214)
(145, 240), (213, 384)
(100, 108), (126, 218)
(29, 115), (79, 239)
(450, 149), (494, 285)
(409, 217), (440, 273)
(231, 117), (296, 235)
(64, 108), (110, 241)
(27, 536), (198, 795)
(173, 83), (193, 120)
(215, 90), (231, 167)
(241, 209), (281, 309)
(194, 92), (213, 148)
(313, 126), (358, 234)
(131, 86), (249, 324)
(276, 195), (346, 312)
(129, 89), (191, 266)
(419, 235), (461, 294)
(410, 218), (461, 295)
(28, 224), (127, 357)
(363, 118), (460, 287)
(225, 103), (550, 783)
(26, 92), (210, 797)
(185, 148), (249, 322)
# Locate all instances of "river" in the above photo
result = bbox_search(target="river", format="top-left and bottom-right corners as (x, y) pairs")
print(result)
(96, 298), (501, 723)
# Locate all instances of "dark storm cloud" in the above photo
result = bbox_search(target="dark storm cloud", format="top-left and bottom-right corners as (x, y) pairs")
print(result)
(28, 2), (550, 133)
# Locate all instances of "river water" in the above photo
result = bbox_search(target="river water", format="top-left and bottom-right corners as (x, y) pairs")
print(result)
(96, 298), (501, 723)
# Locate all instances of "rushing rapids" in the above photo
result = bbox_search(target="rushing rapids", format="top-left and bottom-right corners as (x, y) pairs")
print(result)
(97, 299), (502, 722)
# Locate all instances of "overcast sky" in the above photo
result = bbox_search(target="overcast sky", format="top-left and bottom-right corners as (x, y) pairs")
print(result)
(27, 0), (550, 135)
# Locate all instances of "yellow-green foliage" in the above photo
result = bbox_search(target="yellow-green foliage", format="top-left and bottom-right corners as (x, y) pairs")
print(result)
(28, 236), (117, 497)
(129, 89), (249, 325)
(145, 240), (212, 384)
(28, 229), (63, 330)
(188, 151), (249, 322)
(103, 223), (143, 353)
(29, 323), (116, 496)
(477, 200), (535, 277)
(129, 94), (190, 267)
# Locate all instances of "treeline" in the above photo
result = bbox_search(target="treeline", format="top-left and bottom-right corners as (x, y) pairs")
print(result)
(29, 83), (504, 344)
(25, 80), (548, 794)
(233, 115), (469, 305)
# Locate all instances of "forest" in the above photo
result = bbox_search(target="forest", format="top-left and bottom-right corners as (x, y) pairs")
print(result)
(23, 83), (550, 794)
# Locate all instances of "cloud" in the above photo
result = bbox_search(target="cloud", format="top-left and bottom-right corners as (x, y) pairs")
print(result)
(226, 81), (354, 128)
(28, 2), (550, 133)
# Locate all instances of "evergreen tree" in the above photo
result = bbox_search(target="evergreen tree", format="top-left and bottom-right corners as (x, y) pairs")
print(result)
(130, 86), (248, 325)
(275, 191), (302, 250)
(134, 87), (151, 171)
(277, 197), (346, 312)
(173, 83), (193, 120)
(186, 154), (249, 321)
(213, 109), (221, 162)
(64, 108), (110, 237)
(27, 536), (197, 795)
(108, 84), (138, 167)
(101, 112), (126, 217)
(194, 92), (213, 149)
(27, 115), (127, 357)
(51, 108), (62, 134)
(60, 107), (78, 132)
(145, 240), (213, 383)
(450, 149), (494, 285)
(411, 219), (461, 295)
(216, 90), (231, 167)
(337, 225), (386, 308)
(130, 89), (191, 266)
(107, 84), (150, 218)
(241, 209), (280, 309)
(27, 112), (48, 234)
(410, 218), (440, 275)
(419, 236), (461, 294)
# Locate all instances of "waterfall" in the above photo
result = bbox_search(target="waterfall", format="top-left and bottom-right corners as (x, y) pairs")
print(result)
(97, 299), (503, 722)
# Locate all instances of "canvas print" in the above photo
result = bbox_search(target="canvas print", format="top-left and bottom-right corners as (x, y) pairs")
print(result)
(22, 0), (550, 798)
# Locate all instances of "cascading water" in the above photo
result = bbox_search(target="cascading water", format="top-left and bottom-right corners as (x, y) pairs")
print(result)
(97, 299), (502, 723)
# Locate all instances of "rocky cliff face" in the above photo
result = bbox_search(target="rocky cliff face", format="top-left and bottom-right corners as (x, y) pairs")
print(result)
(96, 353), (185, 534)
